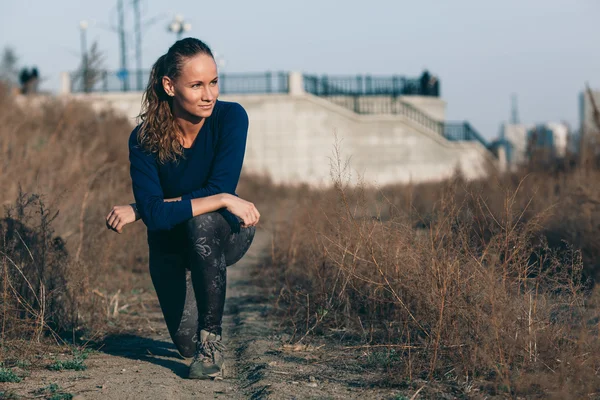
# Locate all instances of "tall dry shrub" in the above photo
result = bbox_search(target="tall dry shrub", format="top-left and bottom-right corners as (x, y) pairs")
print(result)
(1, 191), (72, 341)
(260, 146), (600, 397)
(0, 83), (149, 349)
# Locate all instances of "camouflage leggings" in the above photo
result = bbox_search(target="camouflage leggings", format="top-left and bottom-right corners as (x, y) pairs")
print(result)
(148, 212), (255, 358)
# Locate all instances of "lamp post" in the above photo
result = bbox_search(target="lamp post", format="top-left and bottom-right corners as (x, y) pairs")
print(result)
(168, 15), (191, 40)
(79, 20), (89, 92)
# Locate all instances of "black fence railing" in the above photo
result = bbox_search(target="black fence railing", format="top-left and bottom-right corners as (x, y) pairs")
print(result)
(444, 122), (488, 148)
(70, 70), (150, 93)
(218, 71), (288, 94)
(303, 74), (440, 97)
(324, 96), (444, 135)
(70, 69), (488, 148)
(325, 96), (488, 148)
(71, 70), (289, 94)
(71, 70), (439, 98)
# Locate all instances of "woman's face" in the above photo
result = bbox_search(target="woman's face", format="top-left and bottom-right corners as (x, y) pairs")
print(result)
(163, 53), (219, 120)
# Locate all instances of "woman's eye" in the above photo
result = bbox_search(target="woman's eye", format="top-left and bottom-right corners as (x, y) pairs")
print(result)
(192, 84), (200, 88)
(211, 80), (218, 86)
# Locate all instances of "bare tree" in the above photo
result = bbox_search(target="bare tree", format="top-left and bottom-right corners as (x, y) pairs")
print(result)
(72, 41), (106, 92)
(0, 46), (19, 87)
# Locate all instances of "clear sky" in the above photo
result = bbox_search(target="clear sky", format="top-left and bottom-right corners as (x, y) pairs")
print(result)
(1, 0), (598, 139)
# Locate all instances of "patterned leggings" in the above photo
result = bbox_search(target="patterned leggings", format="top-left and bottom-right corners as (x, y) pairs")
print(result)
(147, 212), (255, 358)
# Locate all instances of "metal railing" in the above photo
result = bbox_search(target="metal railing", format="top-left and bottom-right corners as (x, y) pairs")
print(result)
(443, 122), (488, 148)
(218, 71), (288, 94)
(69, 69), (487, 148)
(324, 96), (444, 135)
(303, 74), (440, 97)
(71, 70), (439, 98)
(70, 70), (149, 93)
(325, 96), (488, 147)
(70, 70), (288, 94)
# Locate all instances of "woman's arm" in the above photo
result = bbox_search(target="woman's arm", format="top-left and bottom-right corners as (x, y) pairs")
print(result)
(106, 198), (180, 232)
(107, 194), (259, 233)
(132, 196), (180, 220)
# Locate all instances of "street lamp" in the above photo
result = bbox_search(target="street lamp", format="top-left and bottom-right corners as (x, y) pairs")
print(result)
(79, 20), (89, 92)
(168, 15), (191, 40)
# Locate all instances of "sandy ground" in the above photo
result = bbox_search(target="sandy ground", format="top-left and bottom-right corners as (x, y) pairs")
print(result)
(3, 229), (438, 400)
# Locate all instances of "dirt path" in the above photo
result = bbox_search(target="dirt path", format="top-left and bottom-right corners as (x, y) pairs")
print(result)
(4, 229), (414, 400)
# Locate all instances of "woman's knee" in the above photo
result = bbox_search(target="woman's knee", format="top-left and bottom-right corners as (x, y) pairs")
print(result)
(224, 225), (256, 266)
(186, 212), (229, 259)
(186, 212), (228, 238)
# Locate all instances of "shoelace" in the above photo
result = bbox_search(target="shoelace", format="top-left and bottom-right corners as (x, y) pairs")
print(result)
(194, 339), (226, 363)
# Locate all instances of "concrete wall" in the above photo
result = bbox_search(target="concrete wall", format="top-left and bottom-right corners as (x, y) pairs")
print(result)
(68, 91), (498, 187)
(233, 94), (495, 186)
(400, 95), (447, 122)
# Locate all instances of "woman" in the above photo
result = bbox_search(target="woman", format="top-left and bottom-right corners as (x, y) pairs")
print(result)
(105, 37), (260, 380)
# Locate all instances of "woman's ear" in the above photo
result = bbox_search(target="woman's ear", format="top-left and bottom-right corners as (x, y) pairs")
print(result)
(162, 76), (175, 97)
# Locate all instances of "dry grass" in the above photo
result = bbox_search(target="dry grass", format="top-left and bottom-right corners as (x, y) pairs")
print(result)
(0, 83), (149, 359)
(256, 143), (600, 397)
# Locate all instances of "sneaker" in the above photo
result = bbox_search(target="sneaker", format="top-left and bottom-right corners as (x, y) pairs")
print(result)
(188, 330), (226, 379)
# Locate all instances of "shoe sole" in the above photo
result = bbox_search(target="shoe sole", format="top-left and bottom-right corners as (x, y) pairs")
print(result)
(188, 363), (225, 380)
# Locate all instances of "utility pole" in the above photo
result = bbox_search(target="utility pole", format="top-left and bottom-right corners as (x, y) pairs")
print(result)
(133, 0), (143, 90)
(510, 93), (520, 125)
(118, 0), (129, 91)
(79, 20), (89, 92)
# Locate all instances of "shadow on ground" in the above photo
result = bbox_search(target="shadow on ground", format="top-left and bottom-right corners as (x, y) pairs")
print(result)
(96, 334), (190, 378)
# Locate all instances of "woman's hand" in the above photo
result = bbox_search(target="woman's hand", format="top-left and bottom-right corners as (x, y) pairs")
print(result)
(106, 204), (138, 234)
(222, 194), (260, 227)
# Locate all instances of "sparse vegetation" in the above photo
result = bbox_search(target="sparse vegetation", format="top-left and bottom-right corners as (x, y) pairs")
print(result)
(0, 367), (22, 383)
(253, 141), (600, 397)
(13, 360), (30, 369)
(46, 359), (86, 372)
(46, 348), (89, 371)
(33, 384), (73, 400)
(0, 391), (21, 399)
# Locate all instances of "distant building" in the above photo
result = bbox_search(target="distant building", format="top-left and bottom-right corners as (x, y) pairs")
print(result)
(526, 122), (570, 162)
(498, 123), (530, 166)
(495, 122), (571, 169)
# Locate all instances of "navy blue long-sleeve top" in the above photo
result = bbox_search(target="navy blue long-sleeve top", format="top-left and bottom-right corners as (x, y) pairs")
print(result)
(129, 100), (248, 233)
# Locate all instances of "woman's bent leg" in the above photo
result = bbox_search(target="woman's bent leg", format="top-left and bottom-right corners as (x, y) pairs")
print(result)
(148, 234), (198, 358)
(224, 223), (256, 267)
(186, 212), (257, 334)
(185, 212), (231, 335)
(185, 212), (257, 378)
(146, 213), (256, 362)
